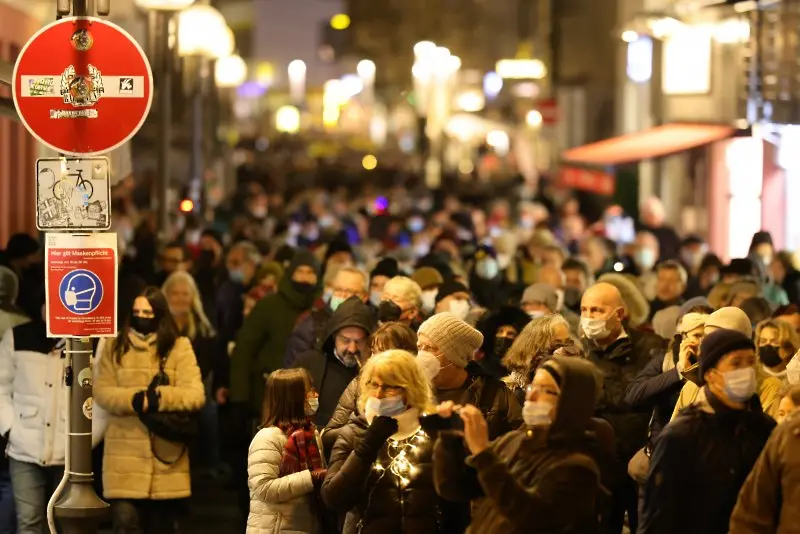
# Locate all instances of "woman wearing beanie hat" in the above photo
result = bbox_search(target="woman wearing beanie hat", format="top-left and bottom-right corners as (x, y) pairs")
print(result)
(417, 313), (522, 439)
(640, 328), (776, 534)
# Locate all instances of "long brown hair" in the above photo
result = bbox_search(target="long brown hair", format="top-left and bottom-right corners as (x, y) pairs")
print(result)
(369, 322), (417, 355)
(262, 368), (312, 429)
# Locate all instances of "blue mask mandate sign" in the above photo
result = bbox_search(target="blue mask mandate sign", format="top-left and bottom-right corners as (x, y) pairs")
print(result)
(58, 269), (103, 315)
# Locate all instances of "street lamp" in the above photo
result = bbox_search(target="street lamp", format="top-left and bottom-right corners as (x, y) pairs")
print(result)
(288, 59), (307, 105)
(135, 0), (194, 8)
(216, 54), (248, 88)
(178, 4), (232, 215)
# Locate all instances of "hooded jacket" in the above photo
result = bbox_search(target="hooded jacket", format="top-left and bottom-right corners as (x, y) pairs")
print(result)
(295, 297), (375, 428)
(230, 270), (320, 413)
(434, 356), (604, 534)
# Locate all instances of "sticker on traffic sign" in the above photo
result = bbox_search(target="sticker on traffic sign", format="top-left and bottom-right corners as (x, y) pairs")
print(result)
(36, 157), (111, 231)
(12, 17), (153, 156)
(45, 233), (118, 338)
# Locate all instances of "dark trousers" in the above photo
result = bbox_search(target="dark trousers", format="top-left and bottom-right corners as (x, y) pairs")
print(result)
(110, 499), (183, 534)
(606, 474), (639, 534)
(8, 459), (64, 534)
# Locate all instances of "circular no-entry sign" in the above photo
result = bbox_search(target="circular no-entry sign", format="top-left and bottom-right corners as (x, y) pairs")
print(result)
(12, 17), (153, 156)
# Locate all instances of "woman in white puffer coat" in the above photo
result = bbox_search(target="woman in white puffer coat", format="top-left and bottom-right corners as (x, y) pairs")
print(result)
(247, 368), (326, 534)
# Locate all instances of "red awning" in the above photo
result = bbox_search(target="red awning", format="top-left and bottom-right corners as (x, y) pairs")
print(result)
(561, 123), (735, 166)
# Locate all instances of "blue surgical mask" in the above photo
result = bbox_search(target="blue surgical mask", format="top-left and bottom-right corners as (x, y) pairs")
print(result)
(635, 248), (657, 271)
(330, 295), (346, 312)
(369, 290), (382, 308)
(230, 269), (245, 284)
(475, 258), (500, 280)
(365, 396), (406, 423)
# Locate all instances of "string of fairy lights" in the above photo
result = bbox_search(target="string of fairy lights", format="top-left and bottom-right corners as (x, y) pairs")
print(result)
(372, 429), (429, 487)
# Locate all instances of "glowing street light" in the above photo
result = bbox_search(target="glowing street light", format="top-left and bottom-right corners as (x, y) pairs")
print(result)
(215, 54), (247, 88)
(526, 109), (543, 128)
(330, 13), (350, 30)
(135, 0), (194, 9)
(275, 105), (300, 133)
(414, 41), (436, 58)
(288, 59), (307, 105)
(178, 5), (232, 58)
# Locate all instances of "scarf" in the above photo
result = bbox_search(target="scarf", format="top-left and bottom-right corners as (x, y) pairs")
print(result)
(278, 422), (324, 477)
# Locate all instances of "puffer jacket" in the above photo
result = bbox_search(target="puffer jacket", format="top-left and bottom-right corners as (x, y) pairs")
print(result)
(434, 356), (604, 534)
(247, 426), (321, 534)
(322, 378), (359, 454)
(94, 333), (205, 500)
(0, 324), (104, 466)
(639, 388), (775, 534)
(295, 297), (375, 428)
(322, 411), (468, 534)
(586, 328), (666, 464)
(730, 409), (800, 533)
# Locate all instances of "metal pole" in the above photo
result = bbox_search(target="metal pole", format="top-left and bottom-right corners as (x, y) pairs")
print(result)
(157, 10), (173, 241)
(189, 59), (205, 210)
(53, 340), (109, 534)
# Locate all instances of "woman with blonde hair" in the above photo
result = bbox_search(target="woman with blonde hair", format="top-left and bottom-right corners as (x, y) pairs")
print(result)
(163, 271), (221, 473)
(502, 314), (573, 403)
(322, 350), (466, 534)
(755, 318), (800, 386)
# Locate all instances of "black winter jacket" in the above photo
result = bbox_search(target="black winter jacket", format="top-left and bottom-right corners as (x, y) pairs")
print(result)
(639, 389), (775, 534)
(586, 328), (666, 465)
(322, 414), (467, 534)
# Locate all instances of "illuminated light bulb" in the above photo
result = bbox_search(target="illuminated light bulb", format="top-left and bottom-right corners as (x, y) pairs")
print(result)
(373, 462), (384, 472)
(410, 465), (419, 476)
(400, 477), (410, 487)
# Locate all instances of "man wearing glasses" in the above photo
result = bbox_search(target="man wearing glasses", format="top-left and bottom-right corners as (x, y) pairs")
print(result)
(295, 296), (377, 429)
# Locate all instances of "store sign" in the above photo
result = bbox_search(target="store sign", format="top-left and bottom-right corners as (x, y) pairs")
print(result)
(559, 166), (615, 196)
(663, 27), (712, 95)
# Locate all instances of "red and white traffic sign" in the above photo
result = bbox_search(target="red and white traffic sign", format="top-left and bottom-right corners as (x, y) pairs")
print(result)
(12, 17), (153, 156)
(45, 233), (118, 338)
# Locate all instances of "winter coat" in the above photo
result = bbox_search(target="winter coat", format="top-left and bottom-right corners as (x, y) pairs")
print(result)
(231, 277), (320, 412)
(639, 389), (775, 534)
(284, 303), (331, 368)
(247, 426), (322, 534)
(624, 345), (684, 445)
(730, 409), (800, 534)
(322, 412), (466, 534)
(0, 324), (104, 466)
(322, 378), (359, 455)
(94, 333), (205, 500)
(434, 357), (604, 534)
(586, 328), (666, 465)
(295, 298), (375, 428)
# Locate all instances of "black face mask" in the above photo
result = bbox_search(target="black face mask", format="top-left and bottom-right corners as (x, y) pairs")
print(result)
(130, 316), (157, 336)
(759, 345), (783, 368)
(291, 281), (316, 294)
(378, 300), (403, 323)
(563, 287), (582, 309)
(197, 249), (215, 269)
(493, 337), (514, 360)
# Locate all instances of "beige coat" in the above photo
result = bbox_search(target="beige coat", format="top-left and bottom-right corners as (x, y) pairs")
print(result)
(95, 334), (205, 500)
(247, 426), (320, 534)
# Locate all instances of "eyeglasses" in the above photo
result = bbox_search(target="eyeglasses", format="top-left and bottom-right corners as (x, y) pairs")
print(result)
(366, 381), (405, 395)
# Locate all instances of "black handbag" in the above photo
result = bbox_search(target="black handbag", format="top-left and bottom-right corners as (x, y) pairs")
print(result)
(138, 355), (201, 464)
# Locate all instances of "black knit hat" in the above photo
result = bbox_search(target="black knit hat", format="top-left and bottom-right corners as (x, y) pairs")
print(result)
(5, 233), (39, 262)
(288, 249), (321, 277)
(325, 239), (354, 262)
(435, 280), (470, 304)
(698, 328), (755, 385)
(371, 258), (399, 280)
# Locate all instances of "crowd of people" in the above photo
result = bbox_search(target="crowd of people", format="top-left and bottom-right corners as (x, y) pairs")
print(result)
(0, 178), (799, 534)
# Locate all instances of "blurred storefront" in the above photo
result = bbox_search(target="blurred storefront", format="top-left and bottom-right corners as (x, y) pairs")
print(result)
(559, 0), (799, 260)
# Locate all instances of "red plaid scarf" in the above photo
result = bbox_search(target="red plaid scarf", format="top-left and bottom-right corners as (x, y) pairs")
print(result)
(278, 422), (323, 477)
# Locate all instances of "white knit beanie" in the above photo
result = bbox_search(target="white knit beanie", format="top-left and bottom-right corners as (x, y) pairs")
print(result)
(418, 312), (484, 368)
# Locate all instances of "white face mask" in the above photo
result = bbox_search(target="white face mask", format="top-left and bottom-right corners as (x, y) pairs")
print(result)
(581, 316), (611, 340)
(449, 299), (471, 321)
(416, 350), (442, 381)
(528, 310), (547, 320)
(522, 400), (553, 427)
(306, 397), (319, 416)
(421, 289), (438, 313)
(554, 289), (565, 312)
(721, 367), (758, 403)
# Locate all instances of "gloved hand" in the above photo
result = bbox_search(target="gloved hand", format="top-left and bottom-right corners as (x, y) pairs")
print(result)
(354, 416), (398, 460)
(419, 413), (457, 438)
(146, 387), (161, 413)
(132, 390), (147, 413)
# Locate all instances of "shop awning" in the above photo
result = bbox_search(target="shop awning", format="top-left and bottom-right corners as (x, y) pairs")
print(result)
(561, 123), (736, 166)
